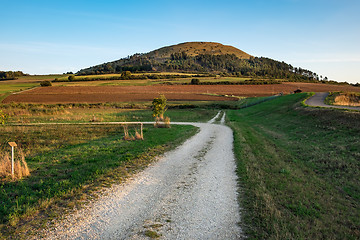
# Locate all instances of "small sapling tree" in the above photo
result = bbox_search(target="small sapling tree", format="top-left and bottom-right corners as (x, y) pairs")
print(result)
(152, 94), (170, 128)
(152, 94), (167, 120)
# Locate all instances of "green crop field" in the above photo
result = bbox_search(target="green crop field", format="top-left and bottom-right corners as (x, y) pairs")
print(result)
(0, 83), (38, 102)
(0, 84), (38, 94)
(227, 93), (360, 239)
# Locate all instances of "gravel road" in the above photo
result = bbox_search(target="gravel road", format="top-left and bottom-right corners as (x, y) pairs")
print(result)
(306, 92), (360, 111)
(42, 112), (243, 239)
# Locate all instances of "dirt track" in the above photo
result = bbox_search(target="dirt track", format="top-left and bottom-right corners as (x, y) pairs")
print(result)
(41, 113), (243, 239)
(3, 82), (360, 103)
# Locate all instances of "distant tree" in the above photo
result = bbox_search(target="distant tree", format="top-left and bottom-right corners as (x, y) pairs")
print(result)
(0, 71), (25, 80)
(68, 75), (75, 81)
(121, 71), (132, 79)
(191, 78), (200, 85)
(105, 63), (114, 72)
(40, 80), (52, 87)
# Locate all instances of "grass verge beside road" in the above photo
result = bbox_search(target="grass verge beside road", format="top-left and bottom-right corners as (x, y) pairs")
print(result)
(227, 93), (360, 239)
(0, 123), (197, 239)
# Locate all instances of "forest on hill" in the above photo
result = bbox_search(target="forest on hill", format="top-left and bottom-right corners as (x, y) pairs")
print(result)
(77, 52), (322, 82)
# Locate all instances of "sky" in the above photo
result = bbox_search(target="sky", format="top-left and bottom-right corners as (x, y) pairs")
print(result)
(1, 0), (359, 83)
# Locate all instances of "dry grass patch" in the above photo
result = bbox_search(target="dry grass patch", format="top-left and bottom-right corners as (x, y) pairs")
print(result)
(334, 92), (360, 106)
(0, 150), (30, 180)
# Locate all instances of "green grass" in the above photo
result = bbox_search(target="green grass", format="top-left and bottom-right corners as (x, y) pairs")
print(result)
(144, 230), (161, 238)
(0, 83), (39, 94)
(0, 83), (39, 102)
(0, 112), (199, 239)
(0, 104), (219, 238)
(0, 74), (68, 102)
(324, 92), (339, 105)
(0, 74), (66, 102)
(227, 93), (360, 239)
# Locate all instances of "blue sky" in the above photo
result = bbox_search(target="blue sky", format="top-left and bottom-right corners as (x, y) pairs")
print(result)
(1, 0), (359, 83)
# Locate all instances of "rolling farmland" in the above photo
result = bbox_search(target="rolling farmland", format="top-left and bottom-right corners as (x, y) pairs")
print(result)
(3, 82), (360, 104)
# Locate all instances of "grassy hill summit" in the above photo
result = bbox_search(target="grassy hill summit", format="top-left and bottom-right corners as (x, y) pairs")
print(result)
(77, 41), (321, 82)
(146, 42), (251, 62)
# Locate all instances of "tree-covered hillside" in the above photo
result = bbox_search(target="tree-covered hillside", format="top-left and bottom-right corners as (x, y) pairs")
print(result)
(77, 42), (321, 82)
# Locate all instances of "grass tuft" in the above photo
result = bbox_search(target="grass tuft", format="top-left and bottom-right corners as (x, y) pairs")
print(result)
(144, 230), (161, 238)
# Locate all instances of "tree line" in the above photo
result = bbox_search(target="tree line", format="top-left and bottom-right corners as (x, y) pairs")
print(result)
(0, 71), (26, 80)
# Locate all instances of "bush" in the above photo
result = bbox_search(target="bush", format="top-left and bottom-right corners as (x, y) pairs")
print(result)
(40, 80), (52, 87)
(68, 75), (75, 81)
(0, 110), (9, 124)
(120, 71), (132, 79)
(191, 78), (200, 85)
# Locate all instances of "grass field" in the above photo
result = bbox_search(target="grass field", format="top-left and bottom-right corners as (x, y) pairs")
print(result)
(0, 74), (65, 102)
(0, 106), (215, 239)
(227, 93), (360, 239)
(0, 83), (38, 102)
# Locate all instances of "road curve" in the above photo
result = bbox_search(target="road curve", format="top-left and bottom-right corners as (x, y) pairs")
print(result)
(42, 114), (243, 239)
(305, 92), (360, 111)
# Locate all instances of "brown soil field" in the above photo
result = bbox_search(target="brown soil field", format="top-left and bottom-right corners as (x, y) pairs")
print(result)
(2, 82), (359, 104)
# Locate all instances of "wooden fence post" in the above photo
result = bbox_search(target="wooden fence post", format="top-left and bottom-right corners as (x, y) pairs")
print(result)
(8, 142), (17, 178)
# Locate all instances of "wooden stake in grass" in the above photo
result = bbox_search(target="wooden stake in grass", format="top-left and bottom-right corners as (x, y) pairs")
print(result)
(1, 145), (30, 180)
(8, 142), (17, 178)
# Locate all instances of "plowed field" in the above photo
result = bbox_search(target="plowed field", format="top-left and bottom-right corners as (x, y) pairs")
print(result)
(3, 83), (359, 103)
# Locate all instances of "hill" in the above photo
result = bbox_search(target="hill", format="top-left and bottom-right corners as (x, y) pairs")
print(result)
(146, 42), (251, 62)
(77, 42), (320, 82)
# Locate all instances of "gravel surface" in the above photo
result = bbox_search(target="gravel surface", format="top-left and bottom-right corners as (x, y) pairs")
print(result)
(42, 114), (243, 239)
(306, 92), (360, 111)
